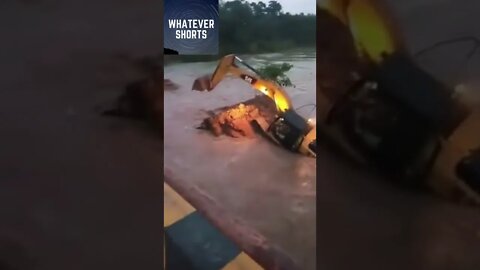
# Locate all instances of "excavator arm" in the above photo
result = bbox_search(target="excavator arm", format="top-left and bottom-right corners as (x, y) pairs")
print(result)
(192, 54), (316, 157)
(193, 54), (293, 113)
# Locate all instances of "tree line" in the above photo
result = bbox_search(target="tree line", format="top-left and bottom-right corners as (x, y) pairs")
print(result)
(171, 0), (315, 62)
(219, 0), (316, 54)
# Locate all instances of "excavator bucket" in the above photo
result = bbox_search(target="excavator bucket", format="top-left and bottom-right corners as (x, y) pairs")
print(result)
(192, 54), (236, 91)
(192, 74), (212, 91)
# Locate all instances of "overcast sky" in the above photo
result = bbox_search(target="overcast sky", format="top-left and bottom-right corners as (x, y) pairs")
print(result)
(243, 0), (316, 15)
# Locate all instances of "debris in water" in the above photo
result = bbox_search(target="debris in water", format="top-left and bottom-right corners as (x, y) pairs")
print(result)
(164, 79), (179, 91)
(197, 95), (278, 138)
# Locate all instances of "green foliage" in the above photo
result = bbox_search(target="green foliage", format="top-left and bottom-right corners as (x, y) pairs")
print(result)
(257, 62), (294, 86)
(219, 0), (315, 55)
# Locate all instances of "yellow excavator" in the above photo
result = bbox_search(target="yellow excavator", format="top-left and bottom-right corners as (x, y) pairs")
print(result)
(190, 0), (480, 205)
(319, 0), (480, 205)
(192, 54), (317, 158)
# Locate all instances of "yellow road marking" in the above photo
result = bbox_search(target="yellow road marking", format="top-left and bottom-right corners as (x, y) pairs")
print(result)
(222, 252), (263, 270)
(164, 182), (195, 227)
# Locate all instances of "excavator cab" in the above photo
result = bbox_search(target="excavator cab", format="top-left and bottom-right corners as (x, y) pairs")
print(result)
(268, 109), (313, 153)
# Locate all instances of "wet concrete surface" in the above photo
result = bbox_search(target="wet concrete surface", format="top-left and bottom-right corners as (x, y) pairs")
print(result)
(317, 1), (480, 270)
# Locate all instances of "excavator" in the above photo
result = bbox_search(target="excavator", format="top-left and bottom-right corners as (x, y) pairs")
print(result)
(192, 54), (317, 158)
(192, 0), (480, 205)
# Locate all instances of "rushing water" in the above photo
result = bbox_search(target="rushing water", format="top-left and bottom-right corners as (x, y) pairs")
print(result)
(164, 52), (317, 269)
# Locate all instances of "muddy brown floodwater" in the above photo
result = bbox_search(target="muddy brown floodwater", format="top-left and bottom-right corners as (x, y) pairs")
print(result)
(164, 53), (317, 270)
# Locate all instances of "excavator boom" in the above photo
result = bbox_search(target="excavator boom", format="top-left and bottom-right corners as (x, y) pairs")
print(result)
(192, 54), (293, 113)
